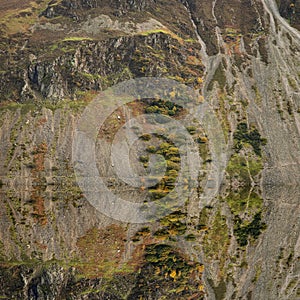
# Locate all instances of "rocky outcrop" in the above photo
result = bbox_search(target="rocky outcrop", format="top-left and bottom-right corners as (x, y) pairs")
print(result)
(23, 34), (202, 100)
(42, 0), (156, 19)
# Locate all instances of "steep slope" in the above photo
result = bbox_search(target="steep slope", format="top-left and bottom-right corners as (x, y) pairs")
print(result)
(0, 0), (299, 299)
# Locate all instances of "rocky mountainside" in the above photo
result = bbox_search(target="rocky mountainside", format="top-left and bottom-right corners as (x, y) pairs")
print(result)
(0, 0), (300, 299)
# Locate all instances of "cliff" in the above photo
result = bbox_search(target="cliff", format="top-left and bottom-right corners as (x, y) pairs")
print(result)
(0, 0), (299, 299)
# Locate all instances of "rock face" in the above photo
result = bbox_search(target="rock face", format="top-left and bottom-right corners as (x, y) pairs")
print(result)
(277, 0), (300, 29)
(0, 0), (300, 299)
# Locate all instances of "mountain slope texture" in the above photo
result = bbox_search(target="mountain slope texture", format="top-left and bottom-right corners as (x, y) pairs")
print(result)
(0, 0), (300, 299)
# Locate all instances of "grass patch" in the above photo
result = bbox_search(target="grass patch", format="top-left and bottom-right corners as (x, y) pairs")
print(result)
(203, 210), (230, 276)
(76, 225), (132, 279)
(227, 153), (263, 180)
(207, 63), (226, 91)
(62, 36), (94, 42)
(225, 190), (263, 216)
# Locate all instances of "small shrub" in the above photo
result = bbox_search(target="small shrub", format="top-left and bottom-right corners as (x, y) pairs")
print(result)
(140, 133), (152, 141)
(166, 160), (180, 171)
(169, 156), (180, 163)
(184, 234), (197, 241)
(139, 155), (149, 163)
(165, 147), (179, 158)
(186, 126), (197, 134)
(234, 212), (266, 246)
(153, 228), (169, 239)
(146, 145), (156, 153)
(149, 189), (168, 199)
(234, 123), (267, 156)
(168, 110), (175, 116)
